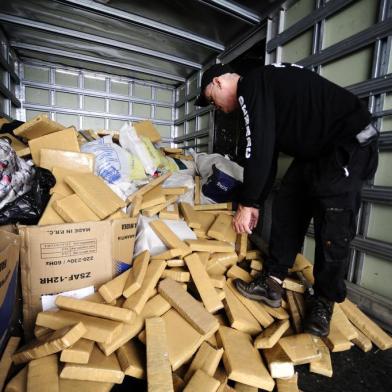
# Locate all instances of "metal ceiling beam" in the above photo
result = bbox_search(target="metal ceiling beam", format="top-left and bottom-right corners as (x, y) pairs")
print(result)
(0, 13), (201, 69)
(197, 0), (261, 24)
(11, 42), (186, 82)
(58, 0), (224, 51)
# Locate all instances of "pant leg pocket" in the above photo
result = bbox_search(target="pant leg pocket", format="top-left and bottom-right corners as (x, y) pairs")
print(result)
(321, 208), (355, 263)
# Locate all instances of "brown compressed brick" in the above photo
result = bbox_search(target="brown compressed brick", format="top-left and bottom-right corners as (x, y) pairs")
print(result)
(98, 269), (131, 304)
(278, 333), (321, 365)
(254, 319), (290, 349)
(207, 214), (236, 244)
(60, 345), (124, 384)
(217, 326), (274, 391)
(123, 250), (150, 298)
(158, 278), (219, 336)
(13, 323), (86, 365)
(123, 260), (166, 314)
(35, 310), (122, 343)
(27, 354), (59, 392)
(145, 317), (174, 391)
(309, 337), (333, 378)
(185, 253), (224, 313)
(184, 369), (220, 392)
(117, 339), (145, 379)
(60, 338), (94, 364)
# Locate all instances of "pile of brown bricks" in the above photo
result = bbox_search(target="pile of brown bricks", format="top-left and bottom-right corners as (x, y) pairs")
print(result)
(2, 175), (392, 392)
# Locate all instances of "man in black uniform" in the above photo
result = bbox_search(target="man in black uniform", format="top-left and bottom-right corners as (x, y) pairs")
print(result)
(195, 63), (379, 337)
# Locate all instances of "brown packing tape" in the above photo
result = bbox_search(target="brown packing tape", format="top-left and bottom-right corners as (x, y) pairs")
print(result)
(28, 127), (79, 165)
(12, 323), (87, 365)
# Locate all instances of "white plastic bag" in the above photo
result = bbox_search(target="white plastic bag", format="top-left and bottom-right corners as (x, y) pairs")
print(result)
(134, 215), (196, 256)
(81, 135), (146, 183)
(119, 122), (157, 176)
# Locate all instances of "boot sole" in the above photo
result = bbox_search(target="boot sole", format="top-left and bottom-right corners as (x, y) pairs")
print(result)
(234, 285), (281, 308)
(303, 326), (329, 337)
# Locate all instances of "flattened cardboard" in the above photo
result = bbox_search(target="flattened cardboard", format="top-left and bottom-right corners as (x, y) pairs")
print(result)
(0, 232), (20, 353)
(53, 194), (100, 223)
(117, 339), (145, 379)
(38, 193), (66, 226)
(12, 323), (86, 364)
(158, 278), (219, 336)
(19, 220), (115, 336)
(27, 354), (59, 392)
(60, 338), (94, 364)
(60, 345), (124, 384)
(217, 326), (274, 391)
(28, 127), (79, 165)
(145, 317), (174, 391)
(35, 310), (122, 343)
(55, 296), (135, 323)
(13, 114), (64, 140)
(40, 149), (95, 172)
(184, 369), (220, 392)
(65, 173), (125, 219)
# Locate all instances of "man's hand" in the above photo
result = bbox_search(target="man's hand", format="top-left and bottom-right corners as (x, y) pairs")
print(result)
(233, 204), (260, 234)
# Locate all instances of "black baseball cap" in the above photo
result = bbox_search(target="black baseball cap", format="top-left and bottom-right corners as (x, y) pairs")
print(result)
(195, 63), (233, 107)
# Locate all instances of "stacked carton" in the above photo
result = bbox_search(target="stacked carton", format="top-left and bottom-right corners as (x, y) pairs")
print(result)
(3, 171), (392, 392)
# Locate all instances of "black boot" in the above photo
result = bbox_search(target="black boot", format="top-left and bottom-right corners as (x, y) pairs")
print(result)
(304, 295), (334, 337)
(233, 272), (283, 308)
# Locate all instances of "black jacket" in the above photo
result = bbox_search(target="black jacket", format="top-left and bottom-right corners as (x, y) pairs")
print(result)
(236, 63), (371, 207)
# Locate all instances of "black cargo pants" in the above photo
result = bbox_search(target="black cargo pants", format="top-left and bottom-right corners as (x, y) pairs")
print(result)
(265, 134), (379, 303)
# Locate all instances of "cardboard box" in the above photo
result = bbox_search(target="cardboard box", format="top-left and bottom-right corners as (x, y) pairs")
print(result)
(19, 217), (136, 336)
(0, 231), (20, 353)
